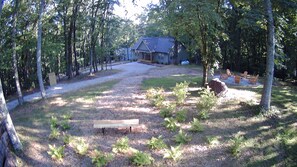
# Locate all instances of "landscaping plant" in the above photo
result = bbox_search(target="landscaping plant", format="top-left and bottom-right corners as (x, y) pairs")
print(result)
(159, 103), (175, 118)
(173, 81), (189, 105)
(112, 137), (130, 153)
(175, 109), (188, 122)
(146, 87), (166, 107)
(73, 139), (89, 155)
(50, 116), (58, 128)
(47, 144), (64, 161)
(230, 134), (245, 156)
(163, 145), (183, 162)
(91, 149), (113, 167)
(49, 127), (61, 140)
(163, 117), (179, 131)
(174, 130), (192, 144)
(147, 136), (167, 150)
(62, 113), (73, 120)
(60, 120), (70, 131)
(63, 134), (72, 145)
(206, 136), (220, 146)
(196, 87), (217, 119)
(189, 118), (204, 132)
(130, 151), (154, 166)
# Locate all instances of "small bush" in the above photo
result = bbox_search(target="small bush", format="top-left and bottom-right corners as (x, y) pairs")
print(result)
(189, 118), (204, 132)
(60, 120), (70, 131)
(147, 136), (167, 150)
(196, 88), (217, 119)
(49, 127), (61, 140)
(163, 145), (182, 162)
(47, 144), (64, 161)
(163, 117), (179, 132)
(174, 130), (192, 144)
(173, 81), (189, 105)
(112, 137), (130, 153)
(146, 87), (166, 107)
(50, 116), (58, 128)
(230, 134), (245, 156)
(206, 136), (219, 146)
(73, 139), (89, 155)
(175, 109), (188, 122)
(159, 104), (175, 118)
(130, 151), (154, 166)
(91, 149), (113, 167)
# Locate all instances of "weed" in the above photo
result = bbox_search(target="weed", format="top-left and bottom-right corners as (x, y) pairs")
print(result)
(73, 139), (89, 155)
(173, 81), (189, 105)
(159, 104), (175, 118)
(91, 149), (113, 167)
(50, 116), (58, 128)
(146, 87), (166, 107)
(60, 120), (70, 131)
(47, 144), (64, 161)
(49, 127), (61, 140)
(174, 130), (192, 144)
(163, 145), (182, 162)
(63, 134), (72, 145)
(196, 87), (217, 119)
(130, 151), (154, 166)
(230, 134), (245, 156)
(189, 118), (204, 132)
(112, 137), (130, 153)
(206, 136), (219, 146)
(147, 136), (167, 150)
(163, 117), (179, 132)
(175, 109), (188, 122)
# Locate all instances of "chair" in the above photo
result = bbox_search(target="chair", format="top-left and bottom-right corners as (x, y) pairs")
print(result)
(226, 69), (232, 76)
(249, 74), (259, 84)
(240, 71), (248, 78)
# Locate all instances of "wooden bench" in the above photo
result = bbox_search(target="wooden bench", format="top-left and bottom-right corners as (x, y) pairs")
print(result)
(93, 119), (139, 134)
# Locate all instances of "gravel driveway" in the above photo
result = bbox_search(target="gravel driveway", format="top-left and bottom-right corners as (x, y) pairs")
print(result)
(7, 62), (156, 111)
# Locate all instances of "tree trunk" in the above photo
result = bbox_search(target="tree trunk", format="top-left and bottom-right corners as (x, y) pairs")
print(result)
(12, 0), (24, 105)
(173, 37), (178, 65)
(260, 0), (275, 111)
(36, 0), (46, 98)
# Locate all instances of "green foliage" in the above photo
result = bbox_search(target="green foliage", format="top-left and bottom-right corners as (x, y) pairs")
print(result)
(147, 136), (167, 150)
(230, 134), (245, 156)
(60, 120), (70, 131)
(73, 139), (89, 155)
(190, 118), (204, 132)
(206, 136), (219, 146)
(112, 137), (130, 153)
(47, 144), (64, 161)
(49, 127), (61, 140)
(63, 134), (72, 145)
(173, 81), (189, 105)
(62, 113), (73, 120)
(174, 130), (192, 145)
(159, 104), (175, 118)
(91, 149), (113, 167)
(175, 109), (188, 122)
(277, 127), (297, 146)
(130, 151), (154, 166)
(197, 88), (217, 119)
(163, 117), (179, 132)
(146, 87), (166, 107)
(163, 145), (182, 162)
(50, 116), (58, 128)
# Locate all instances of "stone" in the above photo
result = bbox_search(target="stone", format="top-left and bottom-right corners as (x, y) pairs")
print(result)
(208, 78), (228, 97)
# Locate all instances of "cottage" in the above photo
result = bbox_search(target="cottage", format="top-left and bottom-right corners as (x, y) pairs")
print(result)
(131, 37), (189, 64)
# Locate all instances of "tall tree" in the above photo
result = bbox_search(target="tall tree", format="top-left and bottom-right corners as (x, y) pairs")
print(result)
(260, 0), (275, 111)
(12, 0), (24, 105)
(0, 0), (23, 151)
(36, 0), (46, 98)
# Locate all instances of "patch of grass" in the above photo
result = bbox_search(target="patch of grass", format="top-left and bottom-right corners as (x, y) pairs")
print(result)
(230, 133), (245, 157)
(142, 75), (202, 91)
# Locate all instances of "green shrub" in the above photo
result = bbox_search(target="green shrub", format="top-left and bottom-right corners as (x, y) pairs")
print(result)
(230, 134), (245, 156)
(174, 130), (192, 144)
(49, 127), (61, 140)
(91, 149), (113, 167)
(73, 139), (89, 155)
(60, 120), (70, 131)
(163, 145), (182, 162)
(196, 88), (217, 119)
(175, 109), (188, 122)
(163, 117), (179, 132)
(112, 137), (130, 153)
(50, 116), (58, 128)
(159, 104), (175, 118)
(189, 118), (204, 132)
(146, 87), (166, 107)
(130, 151), (154, 166)
(147, 136), (167, 150)
(47, 144), (64, 161)
(206, 136), (219, 146)
(173, 81), (189, 105)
